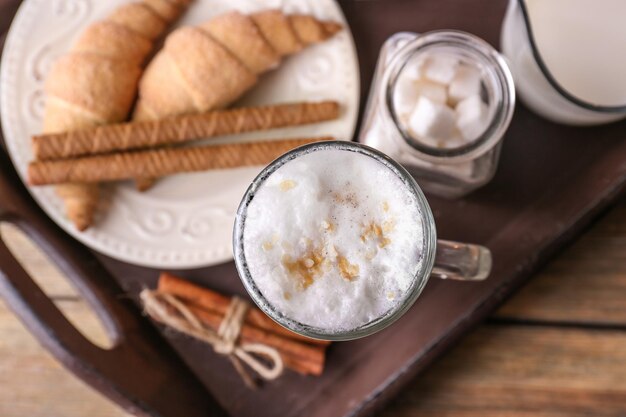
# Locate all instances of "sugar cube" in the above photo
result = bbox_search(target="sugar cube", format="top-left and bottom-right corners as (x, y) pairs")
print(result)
(408, 96), (456, 141)
(402, 55), (423, 80)
(448, 64), (482, 104)
(414, 79), (447, 104)
(423, 54), (458, 85)
(413, 134), (442, 149)
(441, 131), (466, 149)
(456, 95), (489, 141)
(393, 72), (420, 116)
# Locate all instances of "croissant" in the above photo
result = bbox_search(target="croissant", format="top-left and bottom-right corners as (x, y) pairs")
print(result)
(133, 10), (343, 121)
(42, 0), (191, 231)
(130, 10), (342, 191)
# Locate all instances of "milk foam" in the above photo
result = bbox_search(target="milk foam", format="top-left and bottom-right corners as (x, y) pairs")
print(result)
(243, 148), (424, 331)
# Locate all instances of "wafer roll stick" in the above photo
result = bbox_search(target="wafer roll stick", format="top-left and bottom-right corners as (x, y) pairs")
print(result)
(28, 137), (330, 185)
(32, 101), (339, 160)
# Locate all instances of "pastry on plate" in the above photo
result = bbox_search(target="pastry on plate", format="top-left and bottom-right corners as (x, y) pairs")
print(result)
(131, 9), (342, 190)
(42, 0), (191, 231)
(133, 10), (343, 121)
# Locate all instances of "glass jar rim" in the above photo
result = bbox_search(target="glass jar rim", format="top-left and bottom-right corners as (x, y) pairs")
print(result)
(232, 140), (437, 341)
(381, 30), (516, 164)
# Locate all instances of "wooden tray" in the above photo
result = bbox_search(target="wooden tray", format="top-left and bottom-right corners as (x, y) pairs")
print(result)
(1, 1), (625, 416)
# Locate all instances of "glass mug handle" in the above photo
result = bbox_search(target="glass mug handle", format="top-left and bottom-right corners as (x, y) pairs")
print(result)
(432, 240), (492, 281)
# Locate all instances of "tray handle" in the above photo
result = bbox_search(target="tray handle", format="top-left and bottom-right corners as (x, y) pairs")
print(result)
(0, 149), (227, 417)
(0, 213), (119, 359)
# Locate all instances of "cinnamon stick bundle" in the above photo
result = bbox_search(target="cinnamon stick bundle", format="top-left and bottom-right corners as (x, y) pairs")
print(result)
(32, 101), (339, 160)
(181, 303), (325, 376)
(28, 137), (329, 185)
(156, 273), (328, 376)
(158, 272), (330, 346)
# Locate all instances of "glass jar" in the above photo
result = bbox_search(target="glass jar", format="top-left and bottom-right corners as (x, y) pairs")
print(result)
(359, 31), (515, 198)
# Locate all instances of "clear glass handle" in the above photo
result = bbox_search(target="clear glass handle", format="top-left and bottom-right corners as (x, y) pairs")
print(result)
(431, 240), (492, 281)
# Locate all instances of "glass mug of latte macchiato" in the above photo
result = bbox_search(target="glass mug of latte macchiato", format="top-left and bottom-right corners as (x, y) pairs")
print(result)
(233, 141), (491, 340)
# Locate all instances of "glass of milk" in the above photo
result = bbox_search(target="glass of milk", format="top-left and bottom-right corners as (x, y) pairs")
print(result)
(501, 0), (626, 125)
(233, 141), (492, 341)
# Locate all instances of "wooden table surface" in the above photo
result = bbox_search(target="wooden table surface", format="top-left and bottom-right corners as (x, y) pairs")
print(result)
(0, 199), (623, 416)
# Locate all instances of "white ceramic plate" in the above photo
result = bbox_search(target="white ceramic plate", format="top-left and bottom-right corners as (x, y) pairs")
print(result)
(0, 0), (360, 268)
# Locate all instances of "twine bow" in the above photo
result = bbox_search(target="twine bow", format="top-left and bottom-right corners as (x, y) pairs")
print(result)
(139, 289), (283, 388)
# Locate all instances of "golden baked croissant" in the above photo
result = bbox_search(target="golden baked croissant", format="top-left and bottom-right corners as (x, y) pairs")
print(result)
(130, 10), (342, 191)
(42, 0), (191, 231)
(133, 10), (343, 121)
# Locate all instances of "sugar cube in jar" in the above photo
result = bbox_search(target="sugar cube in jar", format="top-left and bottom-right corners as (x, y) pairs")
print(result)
(391, 52), (491, 150)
